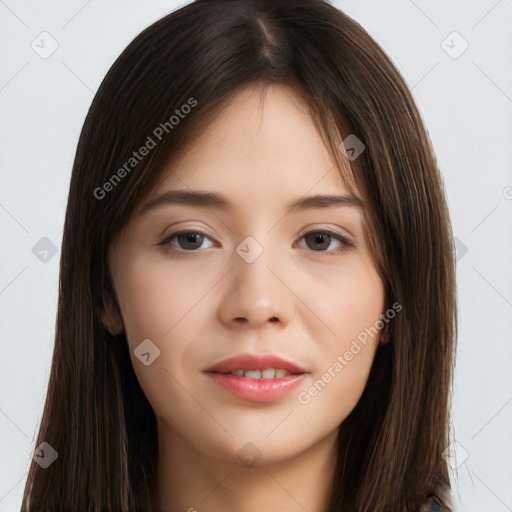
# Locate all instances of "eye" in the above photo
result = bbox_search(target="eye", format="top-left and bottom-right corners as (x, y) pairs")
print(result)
(158, 230), (215, 251)
(297, 230), (354, 254)
(158, 228), (354, 254)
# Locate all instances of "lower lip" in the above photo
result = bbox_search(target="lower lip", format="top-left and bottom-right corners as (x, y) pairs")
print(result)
(205, 372), (308, 402)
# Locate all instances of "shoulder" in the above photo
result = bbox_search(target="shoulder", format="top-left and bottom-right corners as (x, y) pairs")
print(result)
(418, 493), (452, 512)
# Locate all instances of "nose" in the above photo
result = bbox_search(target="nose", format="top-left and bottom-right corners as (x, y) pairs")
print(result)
(217, 242), (294, 329)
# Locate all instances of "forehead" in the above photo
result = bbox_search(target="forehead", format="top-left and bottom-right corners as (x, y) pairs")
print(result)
(151, 83), (353, 201)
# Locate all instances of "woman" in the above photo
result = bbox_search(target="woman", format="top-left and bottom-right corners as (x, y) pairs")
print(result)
(21, 1), (456, 510)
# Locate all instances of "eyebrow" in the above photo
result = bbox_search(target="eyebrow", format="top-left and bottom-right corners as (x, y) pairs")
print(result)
(137, 189), (365, 216)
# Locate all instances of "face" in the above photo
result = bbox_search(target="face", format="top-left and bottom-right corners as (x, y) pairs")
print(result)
(106, 83), (385, 467)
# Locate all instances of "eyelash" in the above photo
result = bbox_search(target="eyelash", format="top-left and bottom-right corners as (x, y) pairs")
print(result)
(157, 229), (354, 255)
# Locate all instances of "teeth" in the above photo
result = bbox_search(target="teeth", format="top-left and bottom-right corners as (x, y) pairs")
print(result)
(261, 368), (275, 379)
(244, 369), (261, 379)
(229, 368), (292, 378)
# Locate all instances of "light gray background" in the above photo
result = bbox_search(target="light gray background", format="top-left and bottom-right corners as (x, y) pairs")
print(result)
(1, 1), (511, 511)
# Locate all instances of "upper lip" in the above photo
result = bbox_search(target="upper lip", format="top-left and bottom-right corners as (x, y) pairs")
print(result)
(204, 353), (308, 374)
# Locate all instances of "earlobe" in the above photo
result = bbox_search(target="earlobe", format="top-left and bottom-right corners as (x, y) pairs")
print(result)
(100, 290), (124, 337)
(379, 323), (391, 345)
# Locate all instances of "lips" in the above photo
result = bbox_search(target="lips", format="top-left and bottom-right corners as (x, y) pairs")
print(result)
(204, 353), (307, 375)
(203, 353), (309, 402)
(205, 372), (307, 402)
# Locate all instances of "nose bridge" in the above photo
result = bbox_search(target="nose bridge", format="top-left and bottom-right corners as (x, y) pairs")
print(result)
(218, 232), (294, 327)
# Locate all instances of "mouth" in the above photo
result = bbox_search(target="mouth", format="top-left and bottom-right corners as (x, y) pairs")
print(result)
(210, 368), (300, 378)
(203, 353), (309, 402)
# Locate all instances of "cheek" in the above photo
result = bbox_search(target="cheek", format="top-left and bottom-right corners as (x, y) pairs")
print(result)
(298, 254), (385, 349)
(333, 271), (384, 340)
(295, 349), (377, 440)
(113, 257), (213, 401)
(113, 264), (227, 456)
(116, 255), (217, 343)
(295, 256), (384, 414)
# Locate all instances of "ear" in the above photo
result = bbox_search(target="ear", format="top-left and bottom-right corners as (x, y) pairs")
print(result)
(379, 322), (391, 345)
(100, 288), (124, 337)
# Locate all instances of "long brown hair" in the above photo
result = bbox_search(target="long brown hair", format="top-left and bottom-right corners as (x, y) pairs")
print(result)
(21, 1), (457, 510)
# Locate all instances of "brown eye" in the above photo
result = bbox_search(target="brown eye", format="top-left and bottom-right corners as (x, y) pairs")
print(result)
(160, 230), (215, 251)
(175, 233), (205, 250)
(304, 232), (331, 251)
(300, 230), (354, 253)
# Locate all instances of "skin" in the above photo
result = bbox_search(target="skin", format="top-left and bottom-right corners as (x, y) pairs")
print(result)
(104, 83), (386, 512)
